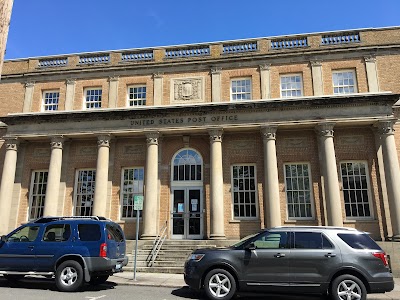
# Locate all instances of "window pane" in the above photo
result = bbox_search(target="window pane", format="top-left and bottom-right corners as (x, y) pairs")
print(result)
(232, 165), (257, 219)
(231, 79), (251, 101)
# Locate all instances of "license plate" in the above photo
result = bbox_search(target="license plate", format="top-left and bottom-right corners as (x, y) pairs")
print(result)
(115, 263), (122, 270)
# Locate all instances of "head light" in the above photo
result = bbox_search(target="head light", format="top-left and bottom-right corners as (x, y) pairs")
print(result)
(189, 253), (205, 262)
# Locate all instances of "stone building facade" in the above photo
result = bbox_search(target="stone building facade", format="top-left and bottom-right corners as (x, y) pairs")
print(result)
(0, 27), (399, 244)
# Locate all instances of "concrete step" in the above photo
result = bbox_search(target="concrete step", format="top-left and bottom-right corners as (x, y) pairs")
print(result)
(124, 266), (184, 274)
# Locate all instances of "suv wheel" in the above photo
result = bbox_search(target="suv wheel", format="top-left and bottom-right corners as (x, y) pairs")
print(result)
(55, 260), (84, 292)
(89, 275), (109, 285)
(331, 274), (366, 300)
(204, 268), (236, 300)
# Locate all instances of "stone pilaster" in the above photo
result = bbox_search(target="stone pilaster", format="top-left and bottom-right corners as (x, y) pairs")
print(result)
(141, 132), (160, 240)
(211, 67), (222, 102)
(364, 55), (379, 93)
(0, 137), (19, 234)
(43, 136), (64, 216)
(316, 123), (343, 227)
(208, 128), (225, 239)
(108, 76), (119, 108)
(310, 61), (323, 96)
(261, 125), (281, 228)
(153, 73), (163, 106)
(259, 64), (271, 99)
(93, 135), (111, 217)
(65, 79), (76, 111)
(377, 119), (400, 240)
(23, 82), (35, 112)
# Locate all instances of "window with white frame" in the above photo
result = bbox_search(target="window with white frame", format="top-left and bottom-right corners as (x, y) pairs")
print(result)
(173, 149), (202, 181)
(128, 85), (146, 107)
(74, 169), (96, 216)
(84, 88), (102, 109)
(280, 74), (303, 98)
(284, 163), (313, 219)
(42, 91), (59, 111)
(29, 171), (48, 220)
(232, 165), (257, 218)
(231, 78), (251, 101)
(121, 168), (144, 218)
(340, 161), (371, 218)
(332, 70), (357, 94)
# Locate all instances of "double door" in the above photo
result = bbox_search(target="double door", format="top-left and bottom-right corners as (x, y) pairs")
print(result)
(171, 187), (203, 239)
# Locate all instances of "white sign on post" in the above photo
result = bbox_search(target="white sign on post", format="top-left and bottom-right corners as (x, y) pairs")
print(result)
(134, 195), (144, 211)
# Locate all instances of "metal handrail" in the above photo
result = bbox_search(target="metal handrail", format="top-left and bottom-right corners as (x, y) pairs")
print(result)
(147, 221), (168, 267)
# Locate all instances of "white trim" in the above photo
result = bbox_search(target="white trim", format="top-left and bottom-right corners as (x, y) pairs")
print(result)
(83, 87), (103, 110)
(332, 69), (358, 95)
(41, 90), (60, 112)
(280, 73), (304, 98)
(120, 166), (145, 220)
(127, 84), (147, 107)
(170, 148), (203, 186)
(230, 77), (252, 101)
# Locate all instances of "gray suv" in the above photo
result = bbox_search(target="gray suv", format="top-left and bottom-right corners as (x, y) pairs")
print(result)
(184, 226), (394, 300)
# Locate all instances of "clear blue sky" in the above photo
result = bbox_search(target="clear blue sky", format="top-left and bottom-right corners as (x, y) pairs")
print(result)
(5, 0), (400, 60)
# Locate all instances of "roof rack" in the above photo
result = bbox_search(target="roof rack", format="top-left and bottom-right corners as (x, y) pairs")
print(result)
(273, 226), (358, 231)
(33, 216), (110, 223)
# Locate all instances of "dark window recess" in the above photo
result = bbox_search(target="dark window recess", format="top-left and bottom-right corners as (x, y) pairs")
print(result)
(78, 224), (101, 241)
(106, 224), (124, 242)
(294, 232), (323, 249)
(338, 233), (381, 250)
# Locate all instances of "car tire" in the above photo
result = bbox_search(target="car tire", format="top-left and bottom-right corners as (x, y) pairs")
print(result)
(3, 274), (24, 282)
(55, 260), (84, 292)
(89, 275), (109, 285)
(330, 274), (367, 300)
(204, 268), (236, 300)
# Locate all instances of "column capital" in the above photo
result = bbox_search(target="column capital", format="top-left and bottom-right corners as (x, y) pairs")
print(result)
(97, 134), (111, 148)
(208, 128), (223, 143)
(4, 137), (19, 151)
(259, 63), (271, 71)
(376, 119), (397, 136)
(146, 131), (159, 145)
(211, 67), (222, 74)
(310, 60), (322, 67)
(108, 75), (119, 82)
(50, 136), (64, 149)
(25, 81), (35, 88)
(261, 125), (278, 140)
(153, 72), (164, 79)
(65, 78), (76, 85)
(315, 122), (336, 137)
(364, 55), (377, 63)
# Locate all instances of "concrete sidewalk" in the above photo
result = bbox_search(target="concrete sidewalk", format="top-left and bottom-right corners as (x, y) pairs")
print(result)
(111, 272), (400, 299)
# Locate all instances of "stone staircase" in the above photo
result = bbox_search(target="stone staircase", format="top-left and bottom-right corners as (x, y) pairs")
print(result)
(124, 240), (234, 274)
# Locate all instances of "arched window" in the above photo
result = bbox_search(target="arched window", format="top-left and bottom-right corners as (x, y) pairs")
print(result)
(173, 149), (202, 181)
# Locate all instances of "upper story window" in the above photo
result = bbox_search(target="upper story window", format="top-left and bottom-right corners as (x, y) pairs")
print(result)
(84, 88), (102, 109)
(42, 91), (59, 111)
(332, 70), (357, 94)
(128, 85), (147, 107)
(231, 78), (251, 101)
(173, 149), (202, 181)
(280, 74), (303, 98)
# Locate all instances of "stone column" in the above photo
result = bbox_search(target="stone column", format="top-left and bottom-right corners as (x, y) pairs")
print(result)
(23, 82), (35, 112)
(259, 64), (271, 99)
(65, 79), (76, 111)
(316, 123), (343, 227)
(365, 55), (379, 93)
(310, 61), (323, 96)
(141, 132), (159, 240)
(93, 135), (111, 217)
(153, 73), (163, 106)
(209, 128), (225, 239)
(211, 67), (222, 102)
(378, 120), (400, 240)
(261, 125), (281, 228)
(0, 137), (19, 234)
(43, 136), (64, 216)
(108, 76), (119, 108)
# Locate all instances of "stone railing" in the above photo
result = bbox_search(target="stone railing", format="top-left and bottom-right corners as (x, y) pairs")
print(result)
(222, 41), (258, 54)
(38, 57), (68, 68)
(165, 46), (210, 58)
(270, 36), (308, 49)
(121, 51), (154, 62)
(321, 32), (360, 45)
(79, 54), (110, 65)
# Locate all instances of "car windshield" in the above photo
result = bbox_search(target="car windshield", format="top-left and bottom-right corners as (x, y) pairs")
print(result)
(231, 232), (259, 248)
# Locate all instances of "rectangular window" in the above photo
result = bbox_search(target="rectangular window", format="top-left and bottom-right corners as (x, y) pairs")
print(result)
(332, 70), (357, 94)
(74, 169), (96, 216)
(78, 224), (101, 241)
(284, 163), (313, 219)
(84, 88), (102, 109)
(42, 91), (59, 111)
(121, 168), (144, 218)
(232, 165), (257, 218)
(29, 171), (48, 220)
(280, 74), (303, 98)
(231, 78), (251, 101)
(128, 85), (146, 107)
(340, 161), (372, 218)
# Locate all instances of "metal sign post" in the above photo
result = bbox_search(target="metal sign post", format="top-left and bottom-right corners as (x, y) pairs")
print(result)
(133, 195), (143, 281)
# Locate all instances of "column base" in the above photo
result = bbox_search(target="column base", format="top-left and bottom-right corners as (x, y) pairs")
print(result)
(389, 235), (400, 242)
(210, 234), (226, 240)
(140, 234), (157, 240)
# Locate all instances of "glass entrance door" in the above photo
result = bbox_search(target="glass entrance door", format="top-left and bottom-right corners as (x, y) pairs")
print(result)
(171, 187), (203, 239)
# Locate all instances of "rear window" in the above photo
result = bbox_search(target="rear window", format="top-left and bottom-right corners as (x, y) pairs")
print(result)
(106, 224), (125, 242)
(78, 224), (101, 241)
(338, 233), (381, 250)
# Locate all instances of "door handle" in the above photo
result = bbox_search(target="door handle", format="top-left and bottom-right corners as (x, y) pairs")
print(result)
(274, 253), (286, 258)
(325, 253), (336, 258)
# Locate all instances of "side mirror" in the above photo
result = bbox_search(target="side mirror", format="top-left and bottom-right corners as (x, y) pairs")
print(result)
(245, 242), (256, 251)
(0, 235), (6, 242)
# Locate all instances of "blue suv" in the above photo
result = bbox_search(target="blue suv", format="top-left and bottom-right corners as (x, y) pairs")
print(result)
(0, 216), (128, 292)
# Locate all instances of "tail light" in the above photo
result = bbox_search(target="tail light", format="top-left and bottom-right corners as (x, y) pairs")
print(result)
(100, 243), (107, 257)
(372, 252), (388, 266)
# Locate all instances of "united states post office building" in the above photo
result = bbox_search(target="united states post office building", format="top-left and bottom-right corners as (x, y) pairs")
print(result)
(0, 27), (400, 243)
